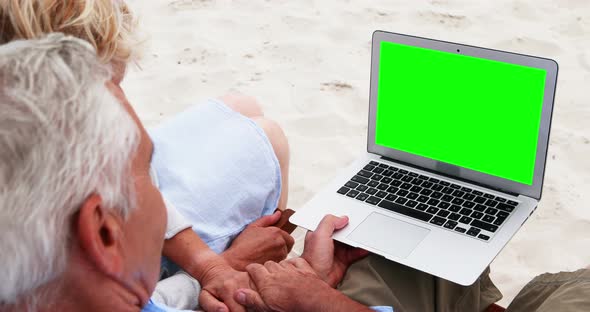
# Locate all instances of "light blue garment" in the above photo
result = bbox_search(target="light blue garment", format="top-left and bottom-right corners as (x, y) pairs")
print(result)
(149, 98), (281, 253)
(142, 299), (193, 312)
(371, 306), (394, 312)
(142, 299), (393, 312)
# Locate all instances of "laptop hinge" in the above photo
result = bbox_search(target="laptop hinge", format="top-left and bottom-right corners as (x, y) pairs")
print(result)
(380, 156), (520, 197)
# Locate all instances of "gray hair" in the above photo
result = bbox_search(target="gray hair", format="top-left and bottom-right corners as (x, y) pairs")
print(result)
(0, 33), (139, 305)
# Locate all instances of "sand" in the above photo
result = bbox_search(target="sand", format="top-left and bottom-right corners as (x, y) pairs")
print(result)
(123, 0), (590, 306)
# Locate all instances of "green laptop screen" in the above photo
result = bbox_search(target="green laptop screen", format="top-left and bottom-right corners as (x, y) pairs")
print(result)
(375, 41), (547, 185)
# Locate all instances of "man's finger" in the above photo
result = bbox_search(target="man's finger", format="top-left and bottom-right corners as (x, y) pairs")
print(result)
(263, 260), (282, 273)
(198, 289), (228, 312)
(313, 214), (349, 239)
(250, 211), (281, 227)
(235, 289), (270, 312)
(246, 263), (270, 287)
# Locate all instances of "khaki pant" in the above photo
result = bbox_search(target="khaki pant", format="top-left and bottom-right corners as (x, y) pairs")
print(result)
(338, 254), (590, 312)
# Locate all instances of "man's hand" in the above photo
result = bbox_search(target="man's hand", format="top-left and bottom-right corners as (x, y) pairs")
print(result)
(197, 253), (252, 312)
(233, 259), (339, 312)
(222, 211), (295, 271)
(301, 215), (370, 287)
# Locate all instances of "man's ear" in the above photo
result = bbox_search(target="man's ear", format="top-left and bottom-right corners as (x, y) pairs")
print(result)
(75, 194), (124, 277)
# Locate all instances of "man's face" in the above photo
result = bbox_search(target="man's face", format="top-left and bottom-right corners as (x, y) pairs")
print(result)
(107, 82), (167, 293)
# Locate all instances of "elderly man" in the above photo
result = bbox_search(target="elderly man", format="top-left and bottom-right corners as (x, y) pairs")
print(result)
(0, 33), (371, 312)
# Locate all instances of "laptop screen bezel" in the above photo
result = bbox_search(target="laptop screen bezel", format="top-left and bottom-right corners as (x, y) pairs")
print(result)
(367, 31), (558, 200)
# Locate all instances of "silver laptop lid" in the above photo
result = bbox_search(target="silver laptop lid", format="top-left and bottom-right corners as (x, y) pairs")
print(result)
(367, 31), (558, 200)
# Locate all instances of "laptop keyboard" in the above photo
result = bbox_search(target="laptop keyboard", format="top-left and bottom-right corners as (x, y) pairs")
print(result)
(337, 161), (519, 241)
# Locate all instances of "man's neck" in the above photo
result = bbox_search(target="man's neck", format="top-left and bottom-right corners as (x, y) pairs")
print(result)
(5, 262), (147, 312)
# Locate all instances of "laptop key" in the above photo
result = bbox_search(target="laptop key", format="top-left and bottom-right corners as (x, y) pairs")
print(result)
(351, 175), (369, 184)
(461, 187), (472, 192)
(377, 183), (389, 190)
(474, 204), (486, 212)
(420, 189), (433, 196)
(484, 193), (495, 199)
(429, 177), (440, 183)
(478, 234), (490, 241)
(397, 189), (409, 197)
(407, 193), (419, 200)
(409, 172), (419, 177)
(497, 203), (515, 212)
(352, 192), (369, 202)
(507, 200), (519, 206)
(421, 181), (434, 189)
(471, 211), (484, 220)
(485, 199), (498, 208)
(410, 178), (422, 185)
(438, 202), (451, 209)
(463, 201), (475, 208)
(459, 208), (473, 216)
(485, 208), (498, 215)
(459, 216), (473, 224)
(454, 227), (467, 233)
(366, 188), (378, 195)
(373, 167), (385, 174)
(381, 177), (393, 184)
(439, 181), (450, 186)
(385, 194), (398, 201)
(452, 190), (465, 197)
(444, 220), (458, 230)
(401, 183), (412, 190)
(451, 183), (461, 189)
(345, 181), (359, 188)
(452, 198), (464, 205)
(395, 197), (408, 205)
(430, 216), (446, 226)
(427, 198), (440, 206)
(382, 170), (394, 177)
(449, 205), (461, 212)
(493, 217), (507, 226)
(365, 196), (381, 205)
(368, 180), (379, 187)
(393, 173), (404, 179)
(337, 187), (350, 195)
(378, 163), (389, 168)
(441, 195), (453, 202)
(402, 175), (413, 182)
(358, 170), (373, 178)
(419, 174), (429, 180)
(377, 200), (433, 222)
(449, 213), (461, 221)
(474, 196), (486, 204)
(467, 227), (481, 237)
(463, 193), (476, 201)
(363, 164), (375, 171)
(356, 185), (368, 192)
(410, 186), (422, 193)
(387, 186), (399, 193)
(426, 207), (439, 214)
(471, 220), (498, 233)
(431, 184), (444, 191)
(497, 211), (509, 218)
(437, 210), (450, 218)
(416, 203), (429, 211)
(472, 190), (483, 196)
(376, 191), (387, 198)
(431, 192), (443, 199)
(346, 190), (360, 198)
(407, 200), (418, 208)
(482, 215), (495, 223)
(371, 174), (383, 181)
(390, 180), (402, 187)
(369, 161), (379, 166)
(496, 197), (507, 203)
(441, 187), (453, 194)
(417, 195), (429, 203)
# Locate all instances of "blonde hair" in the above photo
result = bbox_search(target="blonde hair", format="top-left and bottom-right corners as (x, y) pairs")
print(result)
(0, 0), (138, 64)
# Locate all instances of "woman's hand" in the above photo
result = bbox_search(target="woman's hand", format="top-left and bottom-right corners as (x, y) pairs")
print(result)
(222, 211), (295, 271)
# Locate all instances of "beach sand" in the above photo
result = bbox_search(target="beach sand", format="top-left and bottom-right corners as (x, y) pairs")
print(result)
(124, 0), (590, 306)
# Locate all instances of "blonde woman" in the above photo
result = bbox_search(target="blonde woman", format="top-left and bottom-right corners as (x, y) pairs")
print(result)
(0, 1), (293, 311)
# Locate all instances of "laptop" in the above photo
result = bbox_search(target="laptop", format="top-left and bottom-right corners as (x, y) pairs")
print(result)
(290, 30), (558, 286)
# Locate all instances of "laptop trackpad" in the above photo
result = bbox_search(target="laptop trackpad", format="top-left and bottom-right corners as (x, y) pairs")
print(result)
(347, 212), (430, 259)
